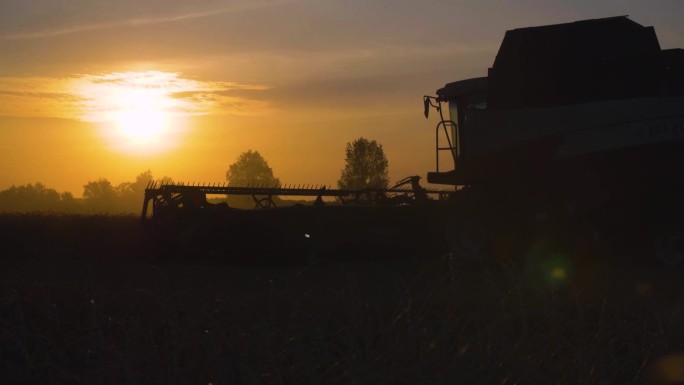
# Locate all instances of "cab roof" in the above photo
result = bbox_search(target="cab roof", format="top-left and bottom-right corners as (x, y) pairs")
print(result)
(436, 77), (487, 102)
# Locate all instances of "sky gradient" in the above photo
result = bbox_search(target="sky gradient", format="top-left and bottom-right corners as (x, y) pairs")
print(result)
(1, 0), (683, 195)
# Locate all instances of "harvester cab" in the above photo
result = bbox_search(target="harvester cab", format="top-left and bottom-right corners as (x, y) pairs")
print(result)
(423, 77), (487, 184)
(424, 16), (684, 189)
(423, 16), (684, 266)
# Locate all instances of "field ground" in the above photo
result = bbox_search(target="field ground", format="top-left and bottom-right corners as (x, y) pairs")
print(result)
(1, 214), (683, 384)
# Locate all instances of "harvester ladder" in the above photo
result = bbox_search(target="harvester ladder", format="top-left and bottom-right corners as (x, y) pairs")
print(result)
(424, 96), (458, 173)
(436, 119), (458, 173)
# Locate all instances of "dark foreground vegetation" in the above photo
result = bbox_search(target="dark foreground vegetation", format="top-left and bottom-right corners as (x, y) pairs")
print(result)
(1, 213), (683, 384)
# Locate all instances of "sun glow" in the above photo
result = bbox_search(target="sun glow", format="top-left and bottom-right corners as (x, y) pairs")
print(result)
(0, 69), (278, 157)
(75, 71), (190, 156)
(110, 88), (172, 150)
(115, 108), (168, 144)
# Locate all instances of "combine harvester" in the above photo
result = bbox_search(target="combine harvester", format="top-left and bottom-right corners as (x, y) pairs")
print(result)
(424, 16), (684, 266)
(142, 16), (683, 266)
(141, 177), (455, 262)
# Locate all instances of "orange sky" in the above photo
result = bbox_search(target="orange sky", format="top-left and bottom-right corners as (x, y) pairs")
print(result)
(1, 0), (683, 196)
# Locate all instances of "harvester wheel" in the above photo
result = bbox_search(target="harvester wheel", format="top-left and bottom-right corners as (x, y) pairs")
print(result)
(648, 187), (683, 267)
(255, 196), (276, 209)
(450, 218), (487, 258)
(654, 227), (684, 267)
(444, 187), (494, 259)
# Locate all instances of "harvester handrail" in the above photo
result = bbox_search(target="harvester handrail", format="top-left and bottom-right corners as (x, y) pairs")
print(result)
(436, 119), (457, 173)
(424, 96), (458, 173)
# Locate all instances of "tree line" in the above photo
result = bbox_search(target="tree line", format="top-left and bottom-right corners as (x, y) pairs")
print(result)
(0, 137), (390, 213)
(0, 170), (167, 214)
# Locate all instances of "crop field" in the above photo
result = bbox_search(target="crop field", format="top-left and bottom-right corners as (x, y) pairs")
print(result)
(1, 213), (683, 384)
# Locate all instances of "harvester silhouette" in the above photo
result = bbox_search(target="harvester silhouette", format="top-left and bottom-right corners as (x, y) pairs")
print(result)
(142, 16), (684, 265)
(141, 178), (455, 262)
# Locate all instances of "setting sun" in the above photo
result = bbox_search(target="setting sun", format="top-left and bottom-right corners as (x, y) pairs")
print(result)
(110, 87), (172, 150)
(59, 70), (271, 157)
(74, 71), (190, 156)
(115, 107), (168, 146)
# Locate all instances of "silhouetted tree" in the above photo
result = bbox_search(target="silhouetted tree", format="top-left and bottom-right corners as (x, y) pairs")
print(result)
(338, 137), (389, 191)
(158, 176), (174, 186)
(0, 183), (73, 212)
(117, 170), (152, 195)
(0, 172), (167, 214)
(59, 191), (77, 211)
(83, 179), (116, 200)
(83, 178), (117, 211)
(116, 170), (154, 212)
(226, 150), (281, 187)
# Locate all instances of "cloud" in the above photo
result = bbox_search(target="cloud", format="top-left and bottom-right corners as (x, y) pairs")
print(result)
(0, 71), (273, 121)
(0, 76), (86, 119)
(0, 0), (300, 40)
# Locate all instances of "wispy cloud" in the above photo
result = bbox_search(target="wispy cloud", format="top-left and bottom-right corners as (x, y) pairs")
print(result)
(1, 0), (299, 40)
(0, 71), (273, 120)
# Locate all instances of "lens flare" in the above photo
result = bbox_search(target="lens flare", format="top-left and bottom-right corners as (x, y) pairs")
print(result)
(524, 240), (575, 290)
